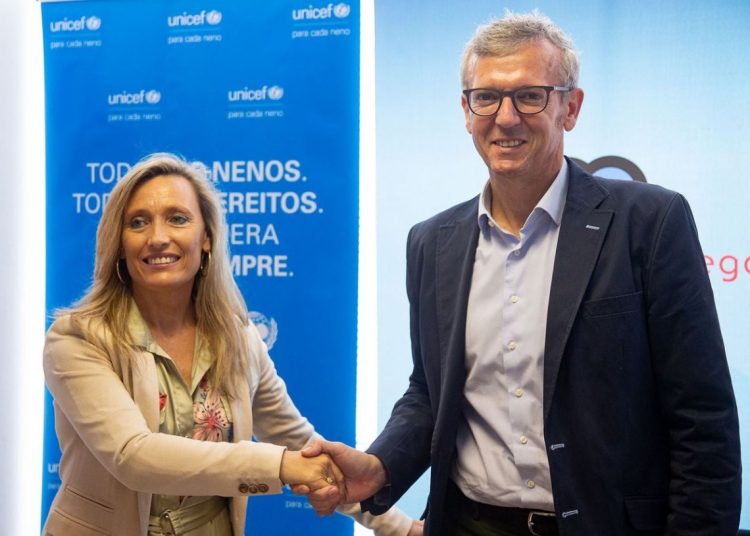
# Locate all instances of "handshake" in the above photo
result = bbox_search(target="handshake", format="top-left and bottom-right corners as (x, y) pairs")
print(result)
(279, 440), (424, 534)
(279, 440), (386, 514)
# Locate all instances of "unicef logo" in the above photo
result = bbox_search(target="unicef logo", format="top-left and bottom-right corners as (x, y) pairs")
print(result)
(249, 311), (279, 350)
(570, 156), (647, 183)
(50, 16), (98, 33)
(206, 10), (222, 25)
(333, 3), (351, 18)
(85, 16), (102, 31)
(145, 90), (162, 104)
(268, 86), (284, 101)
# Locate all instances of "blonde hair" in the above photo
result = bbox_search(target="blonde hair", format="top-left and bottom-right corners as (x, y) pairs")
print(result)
(460, 9), (580, 89)
(64, 153), (248, 396)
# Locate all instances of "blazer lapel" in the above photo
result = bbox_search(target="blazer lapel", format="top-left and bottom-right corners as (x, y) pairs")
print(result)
(127, 350), (159, 533)
(130, 352), (159, 431)
(229, 383), (252, 535)
(435, 199), (480, 400)
(231, 378), (252, 444)
(544, 163), (612, 420)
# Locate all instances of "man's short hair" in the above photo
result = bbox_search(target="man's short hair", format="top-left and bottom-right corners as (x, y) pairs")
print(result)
(460, 9), (580, 89)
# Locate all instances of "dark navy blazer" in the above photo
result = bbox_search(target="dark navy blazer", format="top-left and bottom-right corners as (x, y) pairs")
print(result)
(363, 159), (741, 535)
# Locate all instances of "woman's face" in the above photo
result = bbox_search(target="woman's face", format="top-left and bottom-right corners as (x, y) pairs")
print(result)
(121, 174), (210, 299)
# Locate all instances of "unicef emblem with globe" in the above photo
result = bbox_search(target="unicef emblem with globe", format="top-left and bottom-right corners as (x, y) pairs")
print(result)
(333, 3), (351, 18)
(249, 311), (278, 350)
(206, 10), (222, 25)
(86, 16), (102, 31)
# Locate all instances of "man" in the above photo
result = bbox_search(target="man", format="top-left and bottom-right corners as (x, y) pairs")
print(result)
(303, 10), (741, 535)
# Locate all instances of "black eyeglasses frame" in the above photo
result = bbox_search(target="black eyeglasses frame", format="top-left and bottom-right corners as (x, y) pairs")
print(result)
(462, 85), (573, 116)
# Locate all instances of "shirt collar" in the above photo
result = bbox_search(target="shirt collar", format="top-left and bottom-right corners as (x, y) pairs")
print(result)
(127, 301), (166, 357)
(126, 300), (212, 391)
(477, 158), (569, 229)
(536, 158), (568, 226)
(126, 299), (207, 361)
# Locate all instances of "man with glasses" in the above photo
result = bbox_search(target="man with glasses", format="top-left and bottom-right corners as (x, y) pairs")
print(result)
(301, 10), (740, 535)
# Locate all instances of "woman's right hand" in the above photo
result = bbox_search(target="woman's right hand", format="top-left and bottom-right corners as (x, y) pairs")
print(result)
(279, 450), (344, 507)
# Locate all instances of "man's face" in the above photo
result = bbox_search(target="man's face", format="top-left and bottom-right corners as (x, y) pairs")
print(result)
(462, 39), (583, 184)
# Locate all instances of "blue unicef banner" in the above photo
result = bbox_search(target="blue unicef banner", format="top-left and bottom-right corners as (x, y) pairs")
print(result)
(41, 1), (359, 534)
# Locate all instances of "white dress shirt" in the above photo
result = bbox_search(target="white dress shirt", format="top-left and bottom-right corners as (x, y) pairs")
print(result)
(452, 160), (568, 511)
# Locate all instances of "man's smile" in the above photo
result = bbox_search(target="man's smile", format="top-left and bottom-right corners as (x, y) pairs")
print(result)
(493, 139), (525, 148)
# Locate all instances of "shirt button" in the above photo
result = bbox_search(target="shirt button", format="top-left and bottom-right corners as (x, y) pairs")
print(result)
(511, 295), (519, 304)
(488, 220), (495, 228)
(514, 388), (524, 397)
(520, 436), (528, 445)
(513, 250), (521, 256)
(258, 484), (269, 493)
(508, 341), (517, 351)
(527, 480), (536, 489)
(238, 483), (250, 494)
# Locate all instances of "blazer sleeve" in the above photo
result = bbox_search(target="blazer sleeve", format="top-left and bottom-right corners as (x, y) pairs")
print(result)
(363, 223), (435, 513)
(645, 194), (741, 532)
(44, 314), (287, 497)
(244, 323), (317, 449)
(245, 324), (415, 535)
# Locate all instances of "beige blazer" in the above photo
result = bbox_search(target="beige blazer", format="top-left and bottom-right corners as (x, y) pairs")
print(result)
(43, 309), (411, 536)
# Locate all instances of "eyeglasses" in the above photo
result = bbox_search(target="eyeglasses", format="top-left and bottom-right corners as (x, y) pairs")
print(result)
(463, 86), (572, 116)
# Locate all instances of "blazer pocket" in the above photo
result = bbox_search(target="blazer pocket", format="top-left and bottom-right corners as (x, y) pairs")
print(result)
(45, 508), (110, 535)
(582, 291), (642, 318)
(624, 496), (666, 531)
(50, 485), (113, 534)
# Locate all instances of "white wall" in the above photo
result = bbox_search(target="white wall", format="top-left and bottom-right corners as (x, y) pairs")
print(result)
(0, 0), (45, 533)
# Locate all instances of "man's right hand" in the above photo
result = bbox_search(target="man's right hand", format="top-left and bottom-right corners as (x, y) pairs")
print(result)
(291, 440), (388, 514)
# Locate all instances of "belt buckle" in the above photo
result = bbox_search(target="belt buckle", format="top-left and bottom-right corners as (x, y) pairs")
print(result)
(159, 510), (175, 535)
(527, 511), (555, 536)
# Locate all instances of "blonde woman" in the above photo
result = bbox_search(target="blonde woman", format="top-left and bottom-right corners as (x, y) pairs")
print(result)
(43, 153), (419, 535)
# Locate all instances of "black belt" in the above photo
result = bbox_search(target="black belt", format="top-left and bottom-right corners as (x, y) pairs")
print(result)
(446, 480), (558, 536)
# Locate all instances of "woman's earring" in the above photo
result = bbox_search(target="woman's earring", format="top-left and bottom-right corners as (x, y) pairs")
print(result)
(200, 250), (211, 277)
(116, 259), (127, 284)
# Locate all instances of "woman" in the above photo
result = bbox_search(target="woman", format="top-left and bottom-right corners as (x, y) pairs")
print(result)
(43, 153), (420, 535)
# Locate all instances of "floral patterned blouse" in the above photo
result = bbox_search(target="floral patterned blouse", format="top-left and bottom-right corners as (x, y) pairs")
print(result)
(149, 335), (234, 515)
